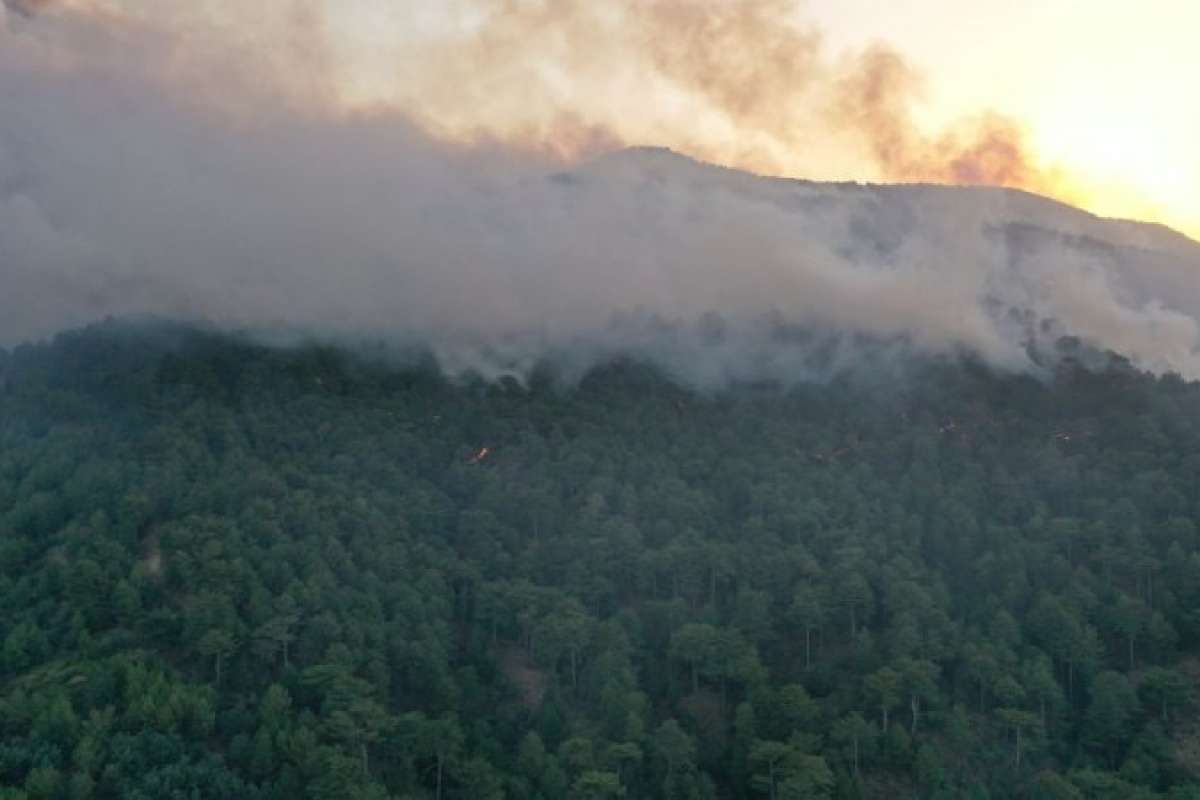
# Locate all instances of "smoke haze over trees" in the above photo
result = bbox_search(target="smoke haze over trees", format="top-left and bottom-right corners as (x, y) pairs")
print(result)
(3, 2), (1200, 384)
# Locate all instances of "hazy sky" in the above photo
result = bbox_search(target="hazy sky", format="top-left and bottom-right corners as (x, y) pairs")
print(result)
(302, 0), (1198, 238)
(816, 1), (1199, 233)
(25, 0), (1193, 238)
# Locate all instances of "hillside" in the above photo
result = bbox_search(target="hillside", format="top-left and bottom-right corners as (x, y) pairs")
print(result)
(2, 323), (1200, 798)
(7, 134), (1200, 386)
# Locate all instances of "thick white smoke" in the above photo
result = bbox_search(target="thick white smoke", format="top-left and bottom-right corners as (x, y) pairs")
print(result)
(2, 2), (1199, 384)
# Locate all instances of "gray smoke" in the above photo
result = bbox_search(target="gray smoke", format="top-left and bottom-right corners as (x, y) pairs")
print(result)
(2, 4), (1200, 385)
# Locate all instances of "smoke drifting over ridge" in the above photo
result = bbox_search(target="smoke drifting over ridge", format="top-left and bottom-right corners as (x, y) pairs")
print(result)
(384, 0), (1063, 193)
(2, 1), (1200, 384)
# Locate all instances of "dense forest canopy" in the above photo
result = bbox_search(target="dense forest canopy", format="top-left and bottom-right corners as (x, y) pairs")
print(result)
(2, 321), (1200, 799)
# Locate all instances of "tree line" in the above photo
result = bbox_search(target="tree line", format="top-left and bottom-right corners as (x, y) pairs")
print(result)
(1, 321), (1200, 798)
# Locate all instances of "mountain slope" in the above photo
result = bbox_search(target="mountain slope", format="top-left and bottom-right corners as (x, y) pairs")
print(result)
(549, 147), (1200, 380)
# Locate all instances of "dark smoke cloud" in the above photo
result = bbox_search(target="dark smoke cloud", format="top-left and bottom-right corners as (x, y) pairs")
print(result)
(1, 2), (1199, 384)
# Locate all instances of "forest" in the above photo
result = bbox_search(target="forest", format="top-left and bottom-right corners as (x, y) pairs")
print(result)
(2, 320), (1200, 799)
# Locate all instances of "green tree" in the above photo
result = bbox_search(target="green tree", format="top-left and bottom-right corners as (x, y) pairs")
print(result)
(750, 740), (794, 800)
(864, 667), (902, 733)
(837, 572), (874, 639)
(325, 696), (391, 776)
(195, 628), (237, 686)
(1085, 671), (1140, 766)
(252, 607), (299, 671)
(1138, 667), (1190, 725)
(789, 585), (827, 669)
(1108, 595), (1148, 672)
(830, 713), (876, 777)
(403, 712), (463, 800)
(750, 739), (832, 800)
(899, 659), (940, 736)
(995, 708), (1040, 768)
(571, 770), (625, 800)
(654, 719), (697, 784)
(670, 624), (719, 694)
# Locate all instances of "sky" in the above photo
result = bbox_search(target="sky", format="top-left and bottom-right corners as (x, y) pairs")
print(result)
(5, 0), (1198, 238)
(302, 0), (1200, 238)
(816, 0), (1200, 237)
(50, 0), (1192, 239)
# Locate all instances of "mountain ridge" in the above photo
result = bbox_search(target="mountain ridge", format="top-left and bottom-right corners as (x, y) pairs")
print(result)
(576, 146), (1200, 255)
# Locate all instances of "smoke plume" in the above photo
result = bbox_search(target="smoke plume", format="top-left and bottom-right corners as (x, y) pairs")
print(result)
(1, 1), (1198, 385)
(382, 0), (1066, 194)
